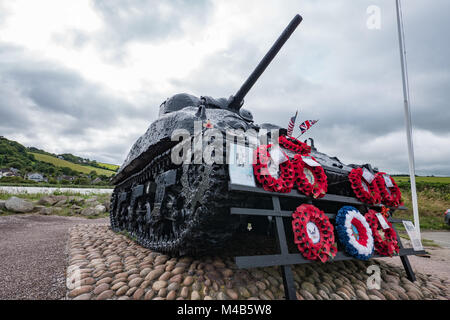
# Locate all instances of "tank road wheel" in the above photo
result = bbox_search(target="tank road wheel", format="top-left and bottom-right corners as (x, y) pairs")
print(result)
(144, 163), (240, 256)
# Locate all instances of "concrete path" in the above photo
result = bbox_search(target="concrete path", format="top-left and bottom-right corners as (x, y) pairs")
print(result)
(421, 231), (450, 249)
(0, 214), (108, 300)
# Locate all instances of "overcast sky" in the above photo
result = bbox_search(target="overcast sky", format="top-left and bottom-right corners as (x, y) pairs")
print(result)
(0, 0), (449, 175)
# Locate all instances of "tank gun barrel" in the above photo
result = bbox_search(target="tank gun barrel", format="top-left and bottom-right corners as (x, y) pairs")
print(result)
(227, 14), (303, 111)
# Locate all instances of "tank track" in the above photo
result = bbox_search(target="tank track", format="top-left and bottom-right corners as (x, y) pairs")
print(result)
(109, 147), (241, 256)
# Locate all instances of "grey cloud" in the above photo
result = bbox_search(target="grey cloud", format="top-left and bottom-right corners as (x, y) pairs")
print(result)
(1, 0), (449, 174)
(91, 0), (212, 45)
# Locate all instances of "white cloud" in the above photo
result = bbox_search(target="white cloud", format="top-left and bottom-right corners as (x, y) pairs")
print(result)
(0, 0), (449, 176)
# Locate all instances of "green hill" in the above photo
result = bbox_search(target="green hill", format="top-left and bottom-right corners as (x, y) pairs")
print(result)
(0, 136), (118, 183)
(30, 153), (116, 177)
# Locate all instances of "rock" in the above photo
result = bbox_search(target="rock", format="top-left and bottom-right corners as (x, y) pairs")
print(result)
(129, 277), (143, 288)
(94, 205), (106, 214)
(103, 201), (110, 212)
(169, 274), (183, 283)
(5, 197), (34, 213)
(356, 289), (370, 300)
(299, 289), (315, 300)
(96, 290), (114, 300)
(39, 207), (63, 215)
(81, 207), (97, 216)
(259, 293), (271, 300)
(126, 287), (137, 296)
(382, 290), (398, 300)
(133, 288), (145, 300)
(216, 292), (228, 300)
(73, 293), (91, 300)
(226, 289), (239, 300)
(93, 283), (110, 295)
(167, 282), (179, 292)
(180, 287), (189, 298)
(112, 282), (127, 290)
(318, 290), (329, 300)
(152, 280), (167, 291)
(191, 290), (201, 300)
(144, 290), (155, 300)
(39, 207), (53, 215)
(238, 287), (251, 299)
(71, 205), (82, 214)
(54, 199), (67, 206)
(330, 293), (343, 300)
(172, 266), (185, 275)
(38, 196), (58, 206)
(183, 276), (194, 286)
(68, 285), (93, 298)
(140, 268), (151, 277)
(337, 291), (350, 300)
(85, 197), (98, 204)
(255, 281), (266, 291)
(145, 269), (164, 281)
(367, 290), (386, 300)
(222, 269), (234, 278)
(166, 290), (177, 300)
(115, 285), (129, 296)
(97, 277), (113, 285)
(406, 290), (421, 300)
(159, 271), (171, 281)
(301, 281), (317, 295)
(384, 274), (400, 284)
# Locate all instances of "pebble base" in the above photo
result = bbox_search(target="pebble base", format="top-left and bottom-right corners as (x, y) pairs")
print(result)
(66, 224), (450, 300)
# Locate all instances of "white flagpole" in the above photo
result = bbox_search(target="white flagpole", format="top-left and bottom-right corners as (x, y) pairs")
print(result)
(395, 0), (420, 236)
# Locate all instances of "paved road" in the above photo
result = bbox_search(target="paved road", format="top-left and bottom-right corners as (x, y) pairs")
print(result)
(0, 214), (108, 300)
(421, 231), (450, 249)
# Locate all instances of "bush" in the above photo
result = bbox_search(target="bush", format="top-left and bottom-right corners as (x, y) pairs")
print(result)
(0, 176), (37, 184)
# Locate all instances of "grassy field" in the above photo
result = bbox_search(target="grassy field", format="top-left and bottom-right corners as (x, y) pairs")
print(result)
(391, 176), (450, 231)
(393, 175), (450, 184)
(98, 162), (120, 171)
(30, 152), (116, 177)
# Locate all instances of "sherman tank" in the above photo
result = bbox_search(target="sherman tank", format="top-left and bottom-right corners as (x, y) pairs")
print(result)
(109, 14), (379, 256)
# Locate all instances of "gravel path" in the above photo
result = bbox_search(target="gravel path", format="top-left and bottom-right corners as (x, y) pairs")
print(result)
(0, 214), (107, 300)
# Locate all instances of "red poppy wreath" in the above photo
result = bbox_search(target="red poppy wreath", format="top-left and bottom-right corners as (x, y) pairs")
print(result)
(292, 154), (328, 199)
(253, 144), (295, 193)
(374, 172), (403, 208)
(348, 168), (381, 205)
(291, 204), (337, 262)
(364, 209), (399, 256)
(278, 135), (311, 156)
